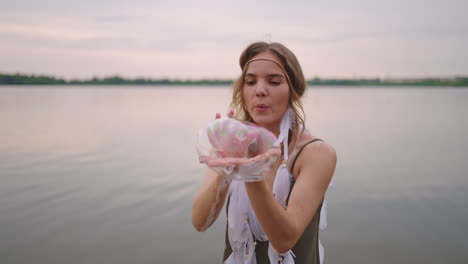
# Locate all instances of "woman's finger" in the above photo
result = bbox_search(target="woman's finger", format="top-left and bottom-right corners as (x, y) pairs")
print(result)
(227, 110), (234, 118)
(237, 148), (281, 164)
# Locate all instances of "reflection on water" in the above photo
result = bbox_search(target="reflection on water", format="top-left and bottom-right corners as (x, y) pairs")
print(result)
(0, 86), (467, 263)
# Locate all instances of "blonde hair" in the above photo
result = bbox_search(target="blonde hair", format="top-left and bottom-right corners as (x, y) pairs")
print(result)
(230, 41), (307, 154)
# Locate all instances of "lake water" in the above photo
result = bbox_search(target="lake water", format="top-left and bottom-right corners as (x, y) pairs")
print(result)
(0, 86), (467, 263)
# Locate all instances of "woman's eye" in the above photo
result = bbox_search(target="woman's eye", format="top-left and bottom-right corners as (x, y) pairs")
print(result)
(245, 80), (256, 86)
(270, 80), (281, 85)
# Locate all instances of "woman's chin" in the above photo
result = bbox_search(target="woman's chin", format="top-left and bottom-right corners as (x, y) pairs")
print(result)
(251, 118), (278, 131)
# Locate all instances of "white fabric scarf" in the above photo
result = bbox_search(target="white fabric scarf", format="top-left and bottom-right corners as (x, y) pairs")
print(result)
(225, 107), (332, 264)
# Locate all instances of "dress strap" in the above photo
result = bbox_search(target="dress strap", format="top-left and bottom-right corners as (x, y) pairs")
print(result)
(290, 138), (323, 174)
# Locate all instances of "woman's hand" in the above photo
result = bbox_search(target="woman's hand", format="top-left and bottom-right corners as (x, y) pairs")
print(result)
(200, 147), (281, 182)
(198, 110), (279, 181)
(199, 148), (280, 167)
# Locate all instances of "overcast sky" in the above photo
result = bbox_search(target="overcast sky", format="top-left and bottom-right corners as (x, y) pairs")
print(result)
(1, 0), (467, 79)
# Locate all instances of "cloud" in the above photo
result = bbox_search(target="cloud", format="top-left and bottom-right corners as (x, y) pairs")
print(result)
(1, 0), (467, 78)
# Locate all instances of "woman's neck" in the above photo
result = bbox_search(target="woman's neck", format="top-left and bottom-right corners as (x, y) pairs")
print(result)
(261, 123), (281, 137)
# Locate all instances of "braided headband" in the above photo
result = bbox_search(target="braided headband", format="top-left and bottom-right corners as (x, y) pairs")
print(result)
(243, 58), (293, 89)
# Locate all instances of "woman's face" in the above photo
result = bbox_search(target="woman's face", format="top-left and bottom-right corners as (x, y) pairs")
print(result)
(242, 51), (290, 135)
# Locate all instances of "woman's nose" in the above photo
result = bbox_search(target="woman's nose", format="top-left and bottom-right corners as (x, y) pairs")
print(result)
(255, 80), (267, 96)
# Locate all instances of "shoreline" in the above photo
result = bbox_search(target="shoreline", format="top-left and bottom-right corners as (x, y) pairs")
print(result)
(1, 73), (467, 87)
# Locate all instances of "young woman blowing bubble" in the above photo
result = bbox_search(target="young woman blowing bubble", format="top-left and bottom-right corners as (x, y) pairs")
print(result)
(192, 42), (337, 264)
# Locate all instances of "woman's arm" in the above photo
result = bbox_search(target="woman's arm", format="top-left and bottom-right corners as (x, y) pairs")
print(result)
(244, 141), (337, 253)
(191, 168), (231, 232)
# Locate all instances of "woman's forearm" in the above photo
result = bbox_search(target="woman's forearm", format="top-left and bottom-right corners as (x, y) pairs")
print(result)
(191, 168), (231, 232)
(244, 181), (298, 253)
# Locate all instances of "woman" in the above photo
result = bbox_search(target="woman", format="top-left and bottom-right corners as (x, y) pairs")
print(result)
(192, 42), (337, 264)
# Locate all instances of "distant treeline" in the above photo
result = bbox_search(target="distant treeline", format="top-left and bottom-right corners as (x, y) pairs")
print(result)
(0, 73), (233, 86)
(307, 77), (468, 86)
(1, 73), (468, 87)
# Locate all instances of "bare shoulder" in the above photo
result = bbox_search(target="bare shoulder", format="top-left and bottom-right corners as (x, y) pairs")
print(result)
(292, 134), (337, 181)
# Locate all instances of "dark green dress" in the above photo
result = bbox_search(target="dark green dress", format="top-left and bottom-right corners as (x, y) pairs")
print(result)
(223, 139), (324, 264)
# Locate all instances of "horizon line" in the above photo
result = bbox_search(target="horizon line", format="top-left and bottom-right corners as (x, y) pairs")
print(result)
(2, 72), (468, 81)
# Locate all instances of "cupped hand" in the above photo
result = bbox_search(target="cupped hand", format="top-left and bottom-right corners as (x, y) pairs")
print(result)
(200, 147), (280, 166)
